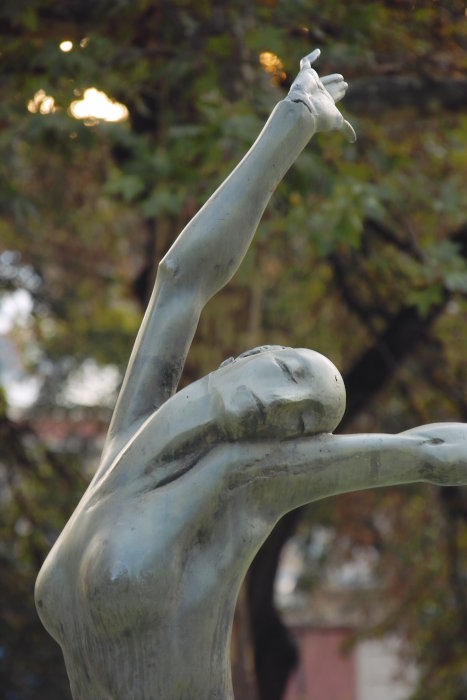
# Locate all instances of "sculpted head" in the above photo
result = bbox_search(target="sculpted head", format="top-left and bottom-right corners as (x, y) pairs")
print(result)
(208, 345), (346, 441)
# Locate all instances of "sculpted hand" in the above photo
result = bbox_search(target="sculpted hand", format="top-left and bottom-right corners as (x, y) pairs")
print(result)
(402, 422), (467, 486)
(287, 48), (356, 143)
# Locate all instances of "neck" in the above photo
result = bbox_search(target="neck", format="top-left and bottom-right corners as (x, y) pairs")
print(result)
(93, 373), (226, 490)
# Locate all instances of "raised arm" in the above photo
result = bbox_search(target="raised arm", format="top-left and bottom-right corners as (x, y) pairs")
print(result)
(104, 51), (355, 455)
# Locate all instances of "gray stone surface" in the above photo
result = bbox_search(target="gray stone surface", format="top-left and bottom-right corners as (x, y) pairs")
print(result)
(35, 52), (467, 700)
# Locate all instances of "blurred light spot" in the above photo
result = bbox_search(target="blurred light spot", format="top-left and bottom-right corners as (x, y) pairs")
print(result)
(59, 40), (73, 52)
(259, 51), (286, 85)
(27, 89), (56, 114)
(0, 289), (33, 334)
(447, 300), (460, 315)
(63, 360), (121, 407)
(69, 88), (129, 123)
(80, 37), (89, 48)
(15, 517), (32, 536)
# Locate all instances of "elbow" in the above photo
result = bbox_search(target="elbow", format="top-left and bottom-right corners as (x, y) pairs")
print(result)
(157, 252), (203, 309)
(157, 251), (192, 294)
(158, 252), (180, 282)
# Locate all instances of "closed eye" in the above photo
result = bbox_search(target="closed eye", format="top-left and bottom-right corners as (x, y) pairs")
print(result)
(275, 357), (299, 384)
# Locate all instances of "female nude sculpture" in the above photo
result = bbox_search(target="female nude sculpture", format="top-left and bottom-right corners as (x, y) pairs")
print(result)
(35, 51), (467, 700)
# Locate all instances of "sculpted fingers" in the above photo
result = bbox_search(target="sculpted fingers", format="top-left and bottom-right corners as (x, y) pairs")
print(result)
(321, 74), (356, 141)
(321, 74), (348, 103)
(321, 73), (344, 84)
(299, 48), (321, 71)
(288, 50), (356, 143)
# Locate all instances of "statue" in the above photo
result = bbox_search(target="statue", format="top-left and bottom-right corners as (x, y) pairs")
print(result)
(35, 50), (467, 700)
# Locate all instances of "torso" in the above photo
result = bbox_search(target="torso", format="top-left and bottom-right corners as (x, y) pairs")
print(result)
(35, 443), (269, 700)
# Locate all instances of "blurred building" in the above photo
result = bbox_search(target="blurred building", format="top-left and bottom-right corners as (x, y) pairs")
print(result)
(280, 564), (418, 700)
(285, 617), (417, 700)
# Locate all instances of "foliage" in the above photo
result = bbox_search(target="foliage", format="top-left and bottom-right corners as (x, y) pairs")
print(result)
(0, 1), (466, 699)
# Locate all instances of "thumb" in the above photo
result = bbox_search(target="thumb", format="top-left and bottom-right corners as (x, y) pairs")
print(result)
(341, 119), (357, 143)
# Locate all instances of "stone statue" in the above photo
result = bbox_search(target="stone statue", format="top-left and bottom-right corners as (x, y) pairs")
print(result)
(35, 51), (467, 700)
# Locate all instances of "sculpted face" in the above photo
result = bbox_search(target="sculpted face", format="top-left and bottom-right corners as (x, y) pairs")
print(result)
(209, 347), (346, 440)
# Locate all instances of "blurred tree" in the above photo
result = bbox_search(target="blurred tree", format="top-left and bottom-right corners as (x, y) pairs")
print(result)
(0, 1), (466, 699)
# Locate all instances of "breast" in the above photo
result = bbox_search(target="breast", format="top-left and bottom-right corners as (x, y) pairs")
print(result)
(35, 540), (71, 645)
(81, 488), (190, 638)
(78, 534), (153, 639)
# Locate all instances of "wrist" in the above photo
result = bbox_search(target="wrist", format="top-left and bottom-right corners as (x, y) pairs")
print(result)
(285, 90), (316, 116)
(274, 97), (317, 143)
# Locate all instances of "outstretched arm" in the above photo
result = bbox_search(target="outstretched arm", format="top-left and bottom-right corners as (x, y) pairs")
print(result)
(214, 423), (467, 522)
(105, 51), (355, 455)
